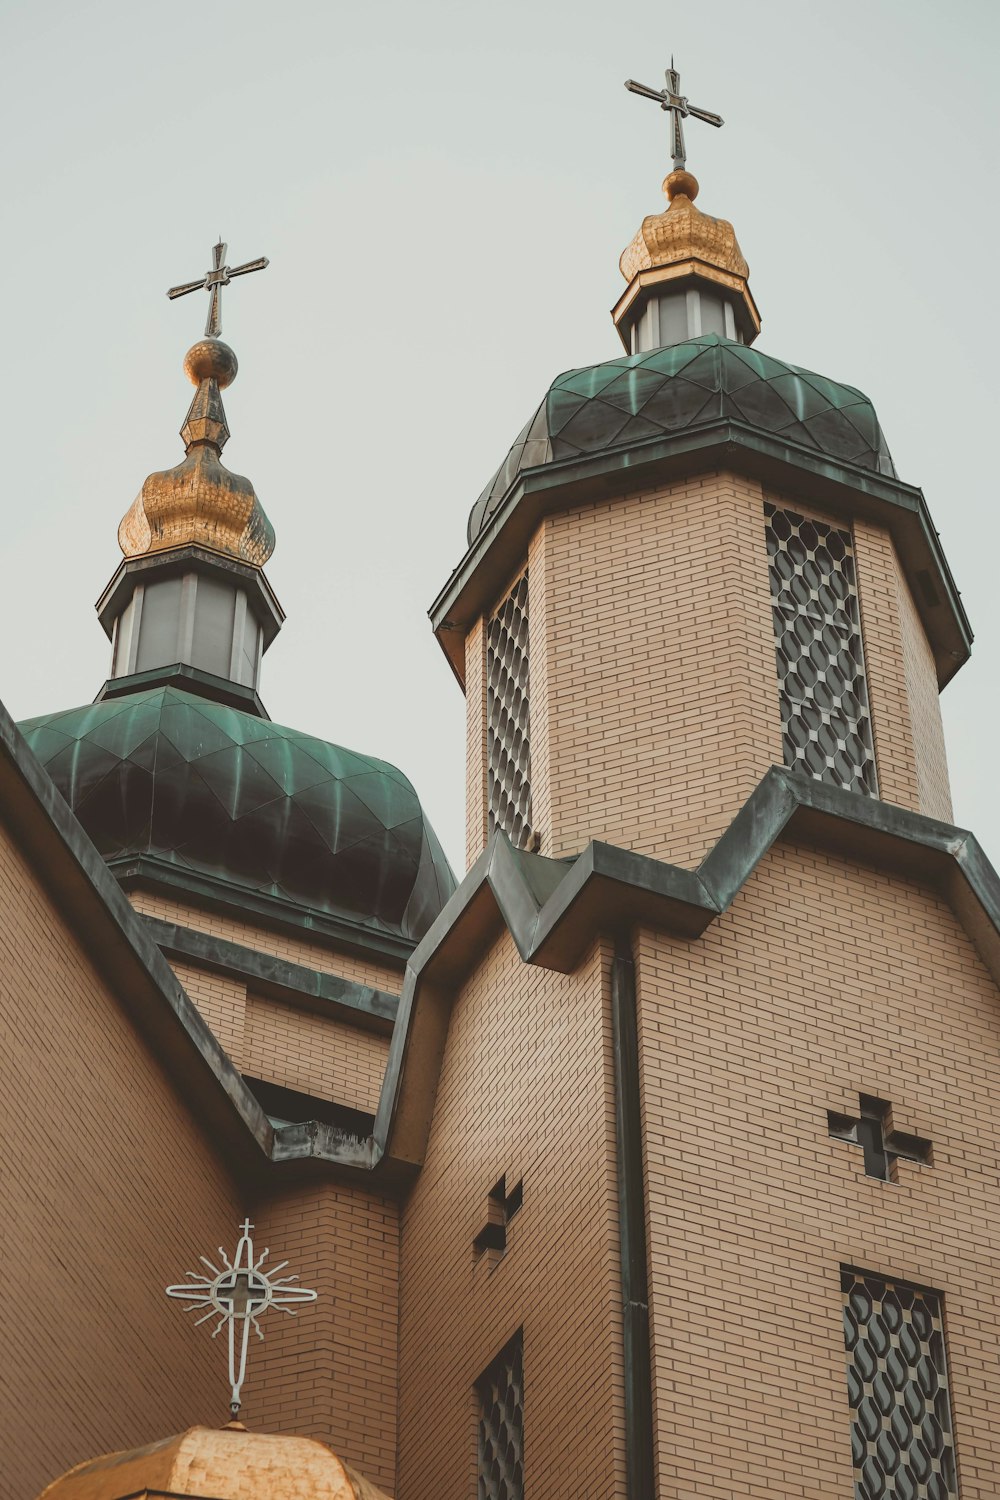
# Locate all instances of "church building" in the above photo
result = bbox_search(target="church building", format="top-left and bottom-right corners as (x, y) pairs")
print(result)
(4, 63), (997, 1500)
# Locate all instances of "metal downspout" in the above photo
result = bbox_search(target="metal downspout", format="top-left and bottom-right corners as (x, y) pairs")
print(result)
(611, 938), (656, 1497)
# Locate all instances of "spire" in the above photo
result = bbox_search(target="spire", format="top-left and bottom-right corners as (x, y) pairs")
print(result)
(615, 61), (759, 353)
(95, 241), (283, 717)
(117, 336), (275, 564)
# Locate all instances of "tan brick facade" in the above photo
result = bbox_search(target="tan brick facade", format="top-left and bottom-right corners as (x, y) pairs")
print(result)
(635, 841), (1000, 1499)
(130, 890), (399, 1117)
(465, 476), (955, 868)
(244, 995), (388, 1112)
(397, 934), (626, 1499)
(895, 554), (953, 821)
(129, 887), (405, 995)
(242, 1182), (400, 1493)
(0, 820), (243, 1500)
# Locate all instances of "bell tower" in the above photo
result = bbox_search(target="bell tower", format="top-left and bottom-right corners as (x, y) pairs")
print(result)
(97, 241), (283, 717)
(434, 80), (967, 873)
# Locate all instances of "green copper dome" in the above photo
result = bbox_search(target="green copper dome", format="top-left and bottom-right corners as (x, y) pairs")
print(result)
(469, 333), (896, 541)
(19, 688), (455, 946)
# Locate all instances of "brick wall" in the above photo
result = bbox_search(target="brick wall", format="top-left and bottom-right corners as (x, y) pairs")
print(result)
(397, 933), (626, 1499)
(0, 820), (243, 1500)
(241, 1181), (400, 1493)
(635, 841), (1000, 1498)
(463, 478), (955, 870)
(530, 470), (782, 866)
(129, 887), (404, 994)
(895, 555), (953, 821)
(244, 995), (388, 1112)
(165, 961), (389, 1117)
(853, 517), (924, 810)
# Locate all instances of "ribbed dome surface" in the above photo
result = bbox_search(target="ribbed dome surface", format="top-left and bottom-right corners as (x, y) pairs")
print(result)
(469, 334), (896, 542)
(20, 688), (455, 944)
(36, 1424), (392, 1500)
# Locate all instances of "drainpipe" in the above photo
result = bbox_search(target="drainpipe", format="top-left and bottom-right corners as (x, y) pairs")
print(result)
(610, 938), (655, 1497)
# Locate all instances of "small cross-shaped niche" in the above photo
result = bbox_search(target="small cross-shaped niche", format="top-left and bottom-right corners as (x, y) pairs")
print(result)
(474, 1175), (523, 1259)
(827, 1094), (932, 1182)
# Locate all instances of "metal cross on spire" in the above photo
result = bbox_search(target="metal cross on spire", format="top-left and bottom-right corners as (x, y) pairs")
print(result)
(166, 1218), (317, 1418)
(624, 59), (724, 171)
(167, 240), (269, 339)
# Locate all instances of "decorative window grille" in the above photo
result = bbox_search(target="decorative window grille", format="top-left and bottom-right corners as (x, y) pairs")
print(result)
(842, 1269), (957, 1500)
(477, 1331), (524, 1500)
(487, 572), (534, 848)
(764, 503), (878, 795)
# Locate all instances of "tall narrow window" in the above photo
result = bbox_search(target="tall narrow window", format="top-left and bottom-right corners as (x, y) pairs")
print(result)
(842, 1269), (957, 1499)
(477, 1330), (524, 1500)
(765, 503), (878, 795)
(487, 572), (534, 848)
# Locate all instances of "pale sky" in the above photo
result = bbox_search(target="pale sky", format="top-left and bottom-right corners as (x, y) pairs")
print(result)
(2, 0), (998, 875)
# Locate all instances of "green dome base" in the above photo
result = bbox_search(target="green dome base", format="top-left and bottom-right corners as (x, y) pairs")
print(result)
(470, 333), (896, 541)
(20, 687), (455, 950)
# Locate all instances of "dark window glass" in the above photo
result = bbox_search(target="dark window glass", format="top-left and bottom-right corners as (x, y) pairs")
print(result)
(842, 1269), (957, 1498)
(765, 503), (878, 796)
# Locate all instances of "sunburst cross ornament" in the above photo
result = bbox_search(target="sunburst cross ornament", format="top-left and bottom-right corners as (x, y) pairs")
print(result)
(166, 1219), (318, 1417)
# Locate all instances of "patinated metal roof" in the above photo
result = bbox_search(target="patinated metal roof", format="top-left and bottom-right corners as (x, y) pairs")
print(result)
(20, 688), (455, 946)
(468, 333), (897, 542)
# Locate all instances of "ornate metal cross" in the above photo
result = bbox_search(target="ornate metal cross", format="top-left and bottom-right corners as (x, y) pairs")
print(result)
(167, 241), (269, 339)
(624, 59), (724, 171)
(166, 1218), (317, 1417)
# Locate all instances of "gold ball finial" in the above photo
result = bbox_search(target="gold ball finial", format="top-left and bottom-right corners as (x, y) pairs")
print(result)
(184, 338), (238, 389)
(664, 169), (700, 203)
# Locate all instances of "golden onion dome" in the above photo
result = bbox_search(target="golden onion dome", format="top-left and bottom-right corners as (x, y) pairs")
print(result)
(36, 1423), (392, 1500)
(614, 169), (759, 349)
(118, 338), (275, 566)
(619, 169), (748, 283)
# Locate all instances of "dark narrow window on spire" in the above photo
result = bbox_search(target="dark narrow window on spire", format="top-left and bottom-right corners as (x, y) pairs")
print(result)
(764, 503), (878, 795)
(477, 1330), (524, 1500)
(842, 1269), (957, 1499)
(487, 572), (534, 848)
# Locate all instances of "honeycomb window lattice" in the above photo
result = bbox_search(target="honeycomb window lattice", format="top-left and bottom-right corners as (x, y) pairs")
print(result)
(487, 572), (534, 849)
(477, 1331), (524, 1500)
(842, 1269), (958, 1500)
(764, 502), (878, 796)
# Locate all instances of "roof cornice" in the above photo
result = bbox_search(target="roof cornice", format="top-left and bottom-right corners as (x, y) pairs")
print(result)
(429, 422), (972, 689)
(9, 689), (995, 1191)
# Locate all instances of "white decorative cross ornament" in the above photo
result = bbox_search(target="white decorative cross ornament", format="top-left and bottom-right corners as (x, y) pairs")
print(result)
(166, 1219), (318, 1417)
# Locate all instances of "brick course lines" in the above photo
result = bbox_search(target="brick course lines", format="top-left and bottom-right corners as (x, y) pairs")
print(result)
(527, 524), (552, 861)
(166, 960), (388, 1113)
(635, 840), (1000, 1499)
(397, 933), (627, 1499)
(244, 993), (388, 1113)
(852, 517), (923, 810)
(128, 887), (404, 993)
(241, 1182), (399, 1493)
(0, 821), (242, 1500)
(171, 959), (246, 1062)
(895, 553), (953, 821)
(534, 471), (783, 866)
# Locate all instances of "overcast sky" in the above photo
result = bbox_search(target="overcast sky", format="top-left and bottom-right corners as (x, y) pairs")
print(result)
(2, 0), (998, 875)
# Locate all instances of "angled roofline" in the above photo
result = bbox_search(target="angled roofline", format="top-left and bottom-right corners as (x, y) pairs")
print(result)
(349, 767), (1000, 1175)
(428, 420), (972, 690)
(10, 685), (996, 1190)
(0, 694), (278, 1181)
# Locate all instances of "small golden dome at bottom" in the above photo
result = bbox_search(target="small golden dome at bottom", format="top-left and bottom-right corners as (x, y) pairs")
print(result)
(36, 1424), (393, 1500)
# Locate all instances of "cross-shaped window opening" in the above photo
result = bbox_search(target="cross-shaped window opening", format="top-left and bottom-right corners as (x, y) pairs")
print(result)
(474, 1175), (523, 1259)
(827, 1094), (932, 1181)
